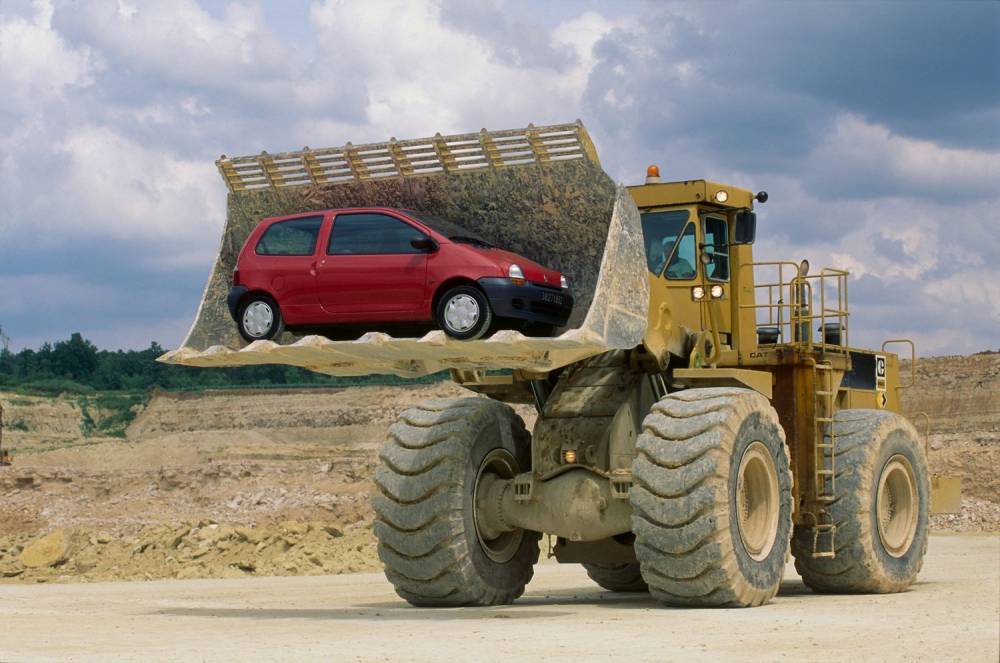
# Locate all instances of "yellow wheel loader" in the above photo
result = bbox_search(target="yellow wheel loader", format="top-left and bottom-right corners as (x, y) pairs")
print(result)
(164, 121), (952, 607)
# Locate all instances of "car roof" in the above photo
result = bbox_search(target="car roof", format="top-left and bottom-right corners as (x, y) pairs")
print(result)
(261, 206), (407, 221)
(259, 207), (488, 244)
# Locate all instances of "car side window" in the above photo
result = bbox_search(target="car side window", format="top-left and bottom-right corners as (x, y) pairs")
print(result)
(328, 213), (428, 255)
(255, 216), (323, 256)
(665, 223), (697, 280)
(703, 216), (730, 281)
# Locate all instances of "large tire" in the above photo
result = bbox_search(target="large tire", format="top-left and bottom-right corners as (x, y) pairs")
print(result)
(630, 387), (793, 608)
(373, 397), (540, 606)
(583, 562), (648, 592)
(792, 409), (929, 594)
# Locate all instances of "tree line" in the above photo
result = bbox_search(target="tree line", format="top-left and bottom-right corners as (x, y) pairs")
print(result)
(0, 332), (440, 393)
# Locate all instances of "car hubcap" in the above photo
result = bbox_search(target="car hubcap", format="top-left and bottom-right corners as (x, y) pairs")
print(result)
(444, 294), (480, 333)
(877, 455), (918, 558)
(242, 301), (273, 338)
(473, 448), (523, 564)
(736, 441), (780, 561)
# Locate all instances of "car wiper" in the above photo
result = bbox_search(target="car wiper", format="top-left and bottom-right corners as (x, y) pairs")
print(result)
(450, 235), (494, 248)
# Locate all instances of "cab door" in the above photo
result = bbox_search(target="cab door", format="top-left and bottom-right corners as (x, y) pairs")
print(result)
(315, 212), (431, 321)
(700, 213), (732, 337)
(640, 207), (703, 359)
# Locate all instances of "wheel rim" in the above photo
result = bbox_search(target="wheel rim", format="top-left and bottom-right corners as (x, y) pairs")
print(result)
(443, 294), (480, 333)
(877, 455), (918, 558)
(473, 448), (523, 564)
(242, 301), (273, 338)
(736, 441), (780, 561)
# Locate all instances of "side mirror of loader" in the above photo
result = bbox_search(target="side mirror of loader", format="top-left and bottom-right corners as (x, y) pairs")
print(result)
(734, 211), (757, 245)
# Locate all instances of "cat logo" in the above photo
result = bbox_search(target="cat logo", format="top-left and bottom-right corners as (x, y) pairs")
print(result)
(877, 390), (888, 409)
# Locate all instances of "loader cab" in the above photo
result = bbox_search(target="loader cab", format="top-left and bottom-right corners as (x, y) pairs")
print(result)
(627, 174), (763, 361)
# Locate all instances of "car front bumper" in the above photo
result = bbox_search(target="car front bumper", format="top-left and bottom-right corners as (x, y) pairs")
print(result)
(477, 277), (574, 327)
(227, 285), (249, 321)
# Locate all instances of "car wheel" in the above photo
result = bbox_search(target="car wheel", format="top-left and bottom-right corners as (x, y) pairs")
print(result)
(237, 294), (284, 343)
(436, 286), (492, 340)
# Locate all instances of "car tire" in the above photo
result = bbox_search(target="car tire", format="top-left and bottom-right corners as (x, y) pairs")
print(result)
(237, 294), (284, 343)
(436, 285), (492, 340)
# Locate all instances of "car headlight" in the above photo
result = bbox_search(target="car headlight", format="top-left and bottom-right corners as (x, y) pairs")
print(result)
(508, 264), (526, 285)
(710, 284), (724, 299)
(692, 286), (706, 301)
(560, 274), (568, 289)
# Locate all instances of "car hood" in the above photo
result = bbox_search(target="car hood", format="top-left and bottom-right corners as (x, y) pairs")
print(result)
(468, 245), (563, 287)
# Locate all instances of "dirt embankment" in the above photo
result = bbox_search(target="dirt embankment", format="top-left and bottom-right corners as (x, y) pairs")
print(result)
(901, 352), (999, 500)
(0, 353), (995, 584)
(0, 383), (535, 583)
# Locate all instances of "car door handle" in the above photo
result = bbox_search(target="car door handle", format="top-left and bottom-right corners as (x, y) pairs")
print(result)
(310, 261), (318, 276)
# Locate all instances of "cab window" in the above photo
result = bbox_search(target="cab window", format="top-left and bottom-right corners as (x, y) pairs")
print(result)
(328, 213), (428, 255)
(665, 223), (697, 279)
(703, 216), (730, 281)
(640, 210), (690, 276)
(255, 216), (323, 256)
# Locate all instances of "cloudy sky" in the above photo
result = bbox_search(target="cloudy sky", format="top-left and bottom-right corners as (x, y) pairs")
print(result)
(1, 0), (997, 356)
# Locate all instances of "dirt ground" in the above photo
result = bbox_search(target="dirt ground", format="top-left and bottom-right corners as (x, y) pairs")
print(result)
(0, 351), (997, 584)
(0, 382), (538, 583)
(0, 534), (997, 663)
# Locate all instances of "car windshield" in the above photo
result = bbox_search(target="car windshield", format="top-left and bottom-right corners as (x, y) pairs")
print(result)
(405, 210), (494, 248)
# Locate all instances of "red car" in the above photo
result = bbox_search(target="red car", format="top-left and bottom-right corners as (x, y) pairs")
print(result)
(228, 207), (573, 342)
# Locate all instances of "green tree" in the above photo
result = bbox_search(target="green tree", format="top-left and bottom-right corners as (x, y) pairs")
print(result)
(51, 333), (99, 381)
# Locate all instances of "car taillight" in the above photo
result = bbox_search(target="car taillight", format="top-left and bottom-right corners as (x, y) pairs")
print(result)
(232, 269), (241, 286)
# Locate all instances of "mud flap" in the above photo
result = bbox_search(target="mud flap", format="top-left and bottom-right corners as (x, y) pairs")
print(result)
(930, 475), (962, 515)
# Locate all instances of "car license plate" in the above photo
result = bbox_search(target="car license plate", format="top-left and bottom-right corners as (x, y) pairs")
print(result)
(540, 292), (563, 305)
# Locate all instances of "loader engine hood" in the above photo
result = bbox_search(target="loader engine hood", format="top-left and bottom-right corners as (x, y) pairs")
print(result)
(160, 122), (649, 377)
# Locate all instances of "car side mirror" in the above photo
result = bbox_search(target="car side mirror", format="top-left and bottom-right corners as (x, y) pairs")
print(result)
(734, 211), (756, 245)
(410, 237), (437, 252)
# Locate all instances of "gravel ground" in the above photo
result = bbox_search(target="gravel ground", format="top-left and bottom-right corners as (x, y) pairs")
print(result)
(0, 534), (996, 663)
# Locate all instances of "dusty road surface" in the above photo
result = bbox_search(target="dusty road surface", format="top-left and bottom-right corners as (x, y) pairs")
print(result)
(0, 535), (996, 663)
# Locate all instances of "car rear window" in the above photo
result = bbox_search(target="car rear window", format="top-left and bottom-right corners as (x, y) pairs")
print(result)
(328, 213), (428, 255)
(256, 216), (323, 256)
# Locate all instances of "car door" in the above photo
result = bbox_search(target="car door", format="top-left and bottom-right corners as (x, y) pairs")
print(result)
(316, 212), (431, 321)
(251, 215), (325, 323)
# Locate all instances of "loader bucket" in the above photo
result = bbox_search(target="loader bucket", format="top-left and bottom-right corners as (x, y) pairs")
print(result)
(160, 122), (649, 377)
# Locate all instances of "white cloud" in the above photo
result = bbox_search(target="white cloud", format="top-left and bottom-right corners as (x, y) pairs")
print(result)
(809, 114), (1000, 200)
(0, 0), (996, 357)
(552, 11), (636, 97)
(305, 0), (621, 139)
(0, 0), (100, 111)
(53, 125), (224, 242)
